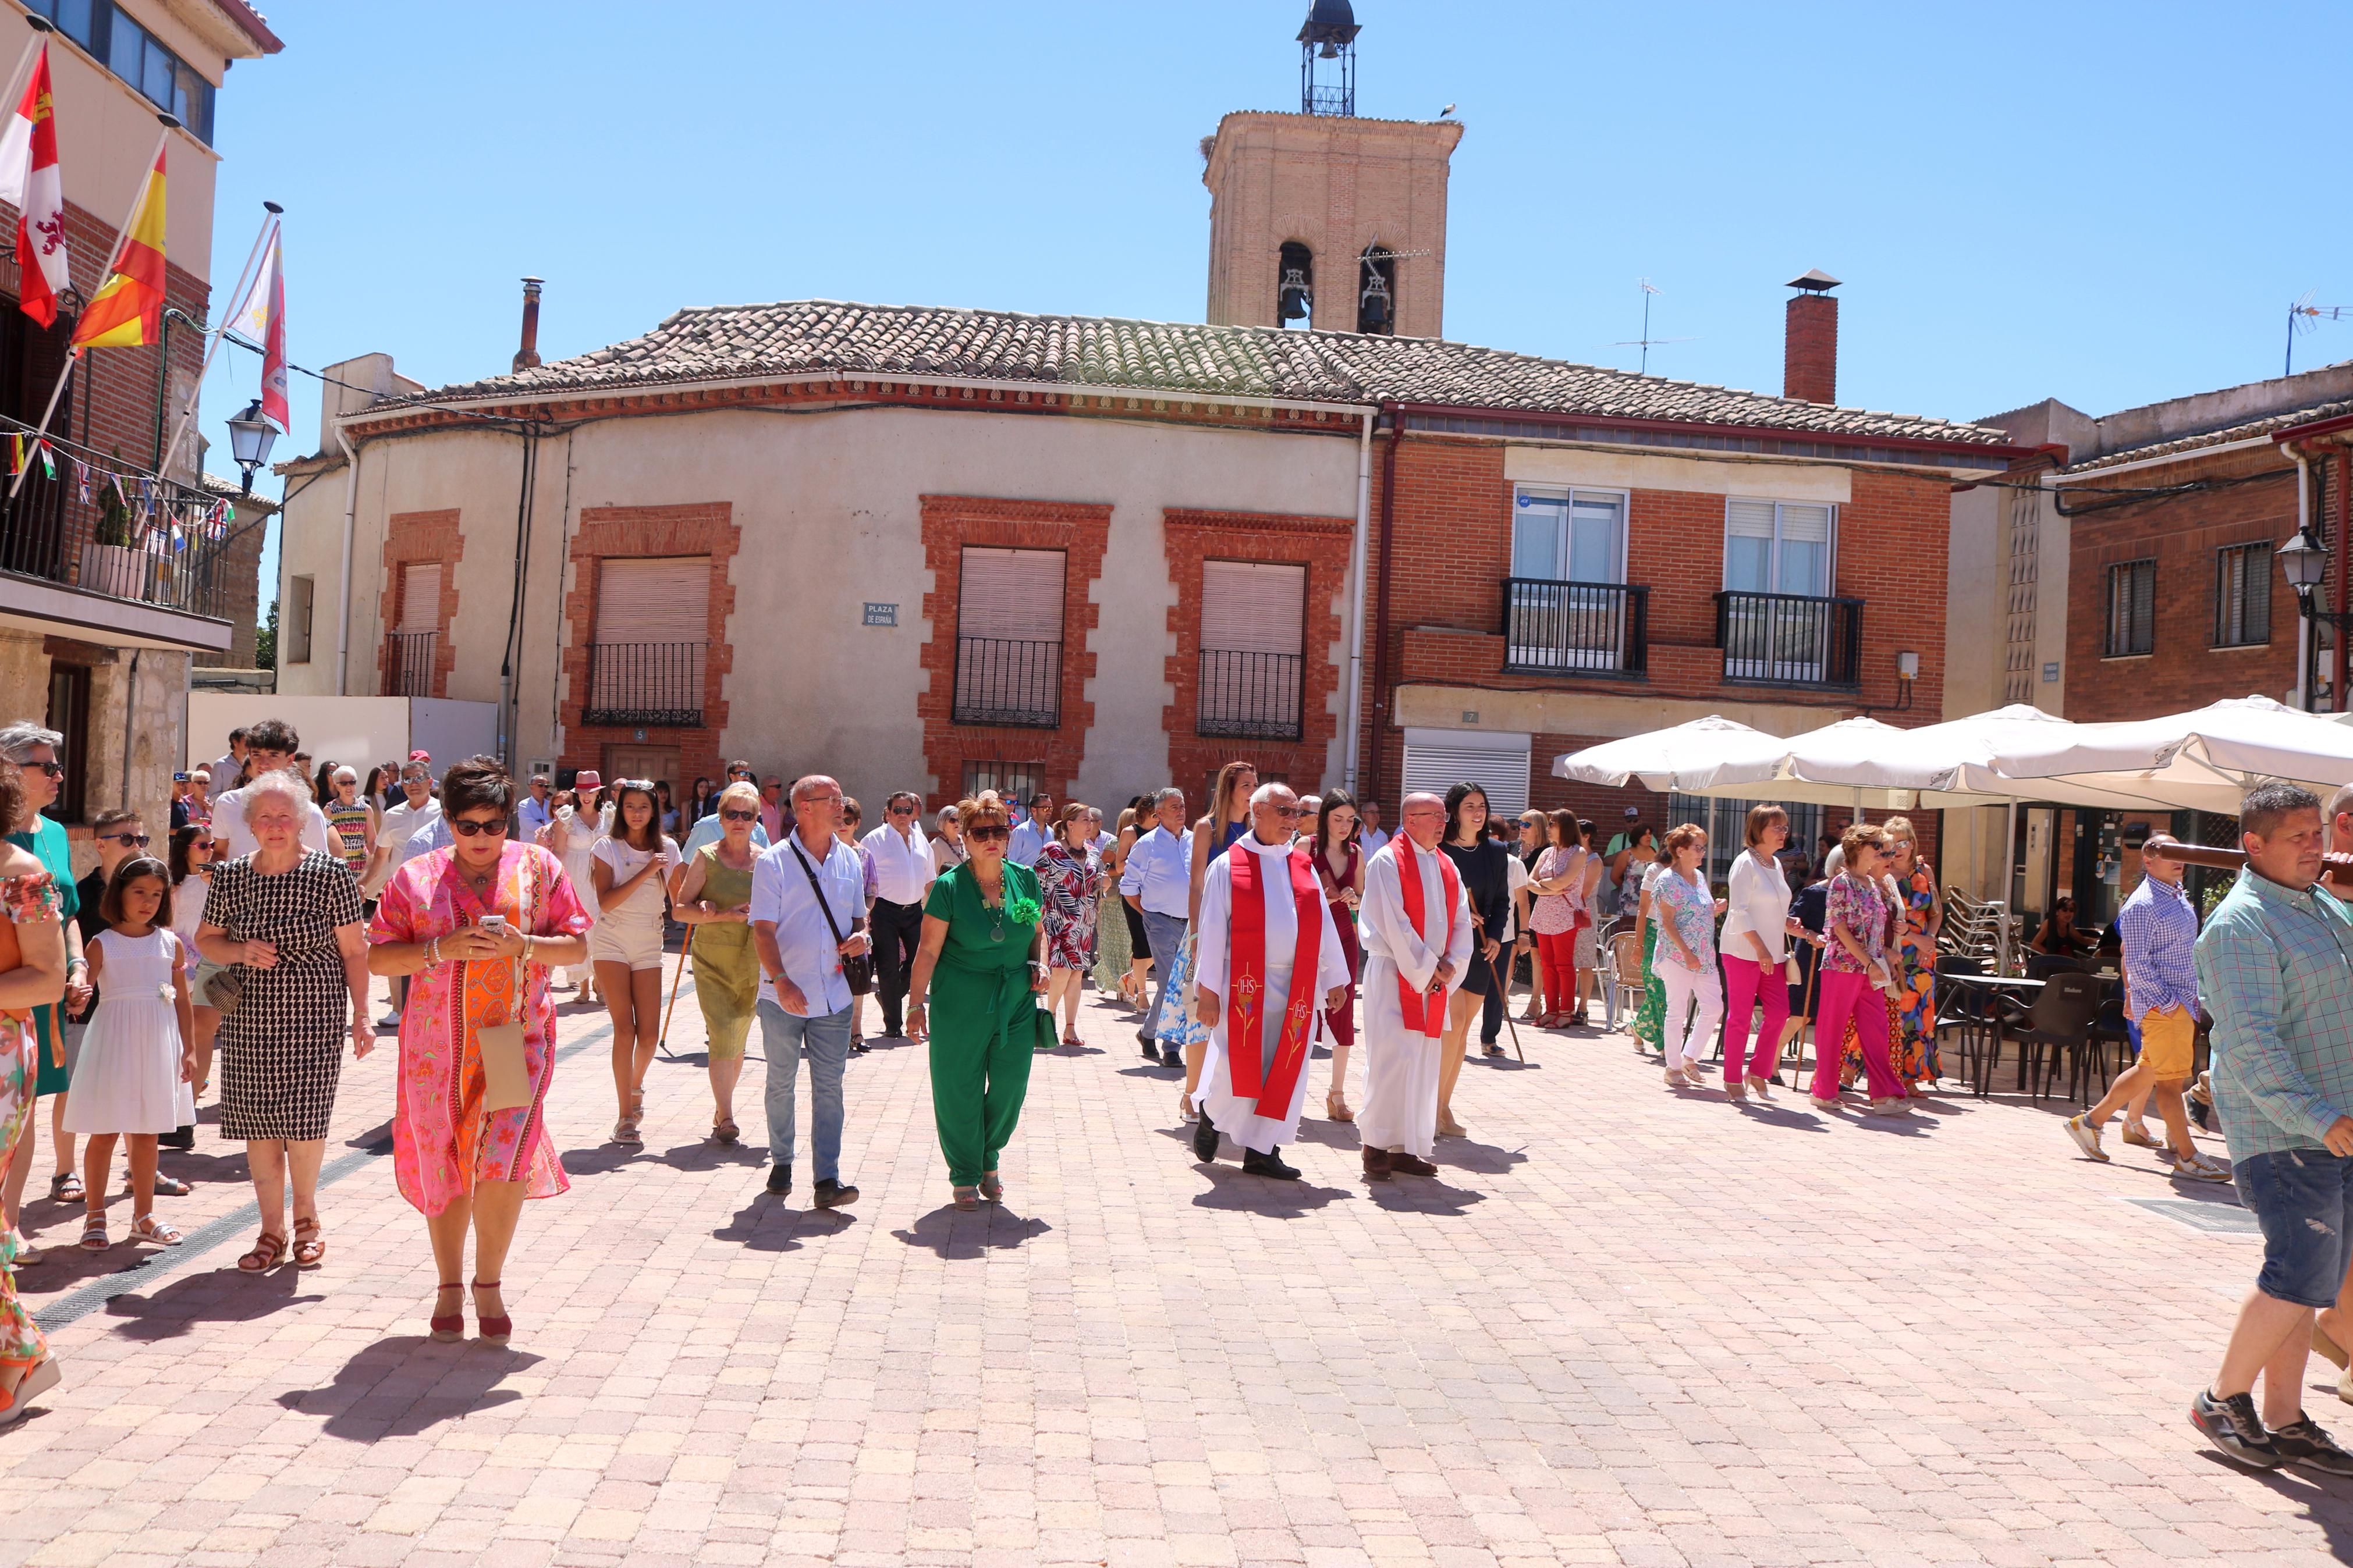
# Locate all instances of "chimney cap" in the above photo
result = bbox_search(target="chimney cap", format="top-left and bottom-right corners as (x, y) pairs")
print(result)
(1786, 268), (1841, 294)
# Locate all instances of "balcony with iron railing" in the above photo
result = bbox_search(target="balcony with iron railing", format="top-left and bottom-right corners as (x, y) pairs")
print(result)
(583, 641), (707, 726)
(1713, 591), (1862, 689)
(384, 631), (438, 698)
(953, 637), (1061, 728)
(0, 462), (243, 645)
(1197, 648), (1304, 740)
(1499, 578), (1649, 678)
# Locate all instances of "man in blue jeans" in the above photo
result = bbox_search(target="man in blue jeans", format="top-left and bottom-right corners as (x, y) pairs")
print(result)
(2190, 781), (2353, 1473)
(1121, 788), (1192, 1066)
(750, 774), (869, 1208)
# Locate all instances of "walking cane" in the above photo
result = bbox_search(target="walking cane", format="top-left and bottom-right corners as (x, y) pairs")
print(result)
(655, 926), (694, 1061)
(1784, 950), (1820, 1087)
(1488, 947), (1527, 1064)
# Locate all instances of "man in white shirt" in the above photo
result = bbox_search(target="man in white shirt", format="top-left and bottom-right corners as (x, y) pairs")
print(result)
(859, 791), (932, 1041)
(1120, 787), (1193, 1062)
(1189, 784), (1351, 1180)
(518, 774), (555, 843)
(751, 774), (870, 1209)
(1356, 792), (1472, 1181)
(1357, 799), (1390, 856)
(211, 719), (335, 860)
(366, 755), (441, 893)
(209, 727), (249, 797)
(1007, 791), (1056, 867)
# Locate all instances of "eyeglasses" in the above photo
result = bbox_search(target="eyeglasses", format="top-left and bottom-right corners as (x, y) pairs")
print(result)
(1266, 805), (1302, 819)
(99, 833), (150, 847)
(719, 808), (758, 823)
(25, 760), (61, 778)
(450, 818), (509, 838)
(966, 824), (1010, 843)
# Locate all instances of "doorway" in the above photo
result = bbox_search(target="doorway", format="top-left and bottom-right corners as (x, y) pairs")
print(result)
(602, 745), (680, 795)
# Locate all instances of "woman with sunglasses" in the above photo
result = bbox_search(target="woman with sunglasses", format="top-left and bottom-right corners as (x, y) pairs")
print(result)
(370, 756), (591, 1345)
(168, 826), (224, 1110)
(324, 767), (378, 893)
(673, 781), (762, 1142)
(588, 780), (677, 1145)
(906, 792), (1046, 1211)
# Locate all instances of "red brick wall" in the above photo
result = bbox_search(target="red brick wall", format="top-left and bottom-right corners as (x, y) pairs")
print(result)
(916, 495), (1110, 809)
(2064, 444), (2297, 721)
(377, 509), (461, 698)
(1160, 506), (1354, 798)
(559, 503), (739, 786)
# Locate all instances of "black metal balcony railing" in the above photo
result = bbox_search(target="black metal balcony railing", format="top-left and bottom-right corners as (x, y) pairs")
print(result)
(384, 631), (437, 698)
(1197, 648), (1304, 740)
(0, 464), (243, 622)
(1500, 578), (1649, 677)
(1713, 590), (1863, 689)
(953, 637), (1061, 728)
(583, 641), (707, 727)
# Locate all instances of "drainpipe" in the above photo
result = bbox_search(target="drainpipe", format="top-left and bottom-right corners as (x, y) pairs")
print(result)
(119, 649), (139, 809)
(334, 421), (360, 696)
(1369, 401), (1401, 801)
(1341, 407), (1374, 794)
(2336, 449), (2349, 710)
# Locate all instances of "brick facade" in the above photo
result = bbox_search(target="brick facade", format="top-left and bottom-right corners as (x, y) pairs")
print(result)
(916, 495), (1110, 809)
(1159, 506), (1354, 801)
(559, 503), (739, 786)
(375, 509), (462, 698)
(2064, 443), (2298, 721)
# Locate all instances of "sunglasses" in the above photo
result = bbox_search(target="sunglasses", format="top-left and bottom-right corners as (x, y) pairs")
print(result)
(966, 824), (1011, 843)
(24, 759), (62, 778)
(889, 804), (914, 816)
(617, 778), (657, 792)
(1267, 805), (1302, 819)
(450, 818), (509, 838)
(719, 808), (758, 823)
(100, 832), (150, 847)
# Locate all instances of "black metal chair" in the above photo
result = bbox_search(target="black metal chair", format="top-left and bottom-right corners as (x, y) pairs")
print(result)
(1992, 972), (2103, 1101)
(2083, 992), (2135, 1103)
(1932, 954), (1993, 1090)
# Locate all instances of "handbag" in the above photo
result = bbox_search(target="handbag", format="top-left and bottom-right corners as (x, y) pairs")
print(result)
(790, 837), (874, 996)
(478, 960), (531, 1112)
(203, 965), (243, 1015)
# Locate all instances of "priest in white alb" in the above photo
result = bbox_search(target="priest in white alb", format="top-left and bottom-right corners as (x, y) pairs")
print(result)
(1355, 791), (1471, 1181)
(1189, 783), (1352, 1181)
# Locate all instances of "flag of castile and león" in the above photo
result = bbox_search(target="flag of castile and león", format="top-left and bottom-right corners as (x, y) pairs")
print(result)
(70, 145), (165, 349)
(0, 45), (72, 328)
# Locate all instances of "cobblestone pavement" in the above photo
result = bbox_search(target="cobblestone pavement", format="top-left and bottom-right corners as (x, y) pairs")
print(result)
(2, 972), (2350, 1567)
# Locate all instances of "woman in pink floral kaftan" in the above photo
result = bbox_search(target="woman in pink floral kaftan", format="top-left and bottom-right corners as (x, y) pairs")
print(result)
(370, 757), (589, 1347)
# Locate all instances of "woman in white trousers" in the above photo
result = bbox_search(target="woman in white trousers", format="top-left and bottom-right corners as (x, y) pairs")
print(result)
(1651, 823), (1723, 1087)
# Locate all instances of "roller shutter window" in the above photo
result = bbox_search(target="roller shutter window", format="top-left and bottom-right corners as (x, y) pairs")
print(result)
(398, 561), (441, 632)
(594, 556), (712, 722)
(1199, 560), (1305, 738)
(956, 547), (1066, 726)
(1400, 738), (1531, 818)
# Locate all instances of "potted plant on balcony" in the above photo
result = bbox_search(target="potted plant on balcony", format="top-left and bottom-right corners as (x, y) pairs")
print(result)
(77, 468), (144, 600)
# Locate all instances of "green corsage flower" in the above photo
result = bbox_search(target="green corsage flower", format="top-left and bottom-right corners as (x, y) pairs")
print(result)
(1005, 892), (1043, 927)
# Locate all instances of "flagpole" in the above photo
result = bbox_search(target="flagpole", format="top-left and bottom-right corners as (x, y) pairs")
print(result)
(8, 113), (176, 503)
(157, 204), (278, 481)
(0, 18), (55, 134)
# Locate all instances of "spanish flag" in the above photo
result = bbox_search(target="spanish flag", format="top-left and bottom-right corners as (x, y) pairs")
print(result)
(70, 145), (165, 349)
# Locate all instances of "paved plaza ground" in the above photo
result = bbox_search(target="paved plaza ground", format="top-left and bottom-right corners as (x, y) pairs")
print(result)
(3, 972), (2352, 1567)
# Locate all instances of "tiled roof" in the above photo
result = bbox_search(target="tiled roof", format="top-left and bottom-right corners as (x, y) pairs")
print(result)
(388, 300), (2013, 449)
(2070, 394), (2353, 471)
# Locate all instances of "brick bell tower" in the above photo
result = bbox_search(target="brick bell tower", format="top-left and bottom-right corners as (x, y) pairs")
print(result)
(1202, 1), (1464, 339)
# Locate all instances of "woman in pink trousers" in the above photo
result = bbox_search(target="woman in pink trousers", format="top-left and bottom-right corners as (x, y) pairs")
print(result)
(1719, 804), (1798, 1102)
(1811, 823), (1910, 1115)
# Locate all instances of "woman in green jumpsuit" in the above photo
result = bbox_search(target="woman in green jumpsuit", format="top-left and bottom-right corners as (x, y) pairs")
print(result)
(906, 794), (1048, 1211)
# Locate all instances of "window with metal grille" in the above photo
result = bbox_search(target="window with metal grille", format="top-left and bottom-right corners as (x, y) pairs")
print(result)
(1198, 560), (1305, 739)
(2213, 543), (2272, 648)
(2104, 560), (2155, 657)
(589, 556), (711, 726)
(954, 548), (1065, 727)
(962, 760), (1044, 801)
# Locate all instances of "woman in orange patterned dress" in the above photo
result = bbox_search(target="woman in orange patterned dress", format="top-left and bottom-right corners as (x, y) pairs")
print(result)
(370, 757), (590, 1347)
(0, 758), (68, 1422)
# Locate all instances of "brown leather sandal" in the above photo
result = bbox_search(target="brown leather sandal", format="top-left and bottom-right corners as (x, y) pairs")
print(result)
(290, 1216), (325, 1268)
(236, 1230), (286, 1272)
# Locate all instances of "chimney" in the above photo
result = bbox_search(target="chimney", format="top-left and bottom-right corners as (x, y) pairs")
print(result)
(512, 276), (544, 373)
(1782, 268), (1840, 404)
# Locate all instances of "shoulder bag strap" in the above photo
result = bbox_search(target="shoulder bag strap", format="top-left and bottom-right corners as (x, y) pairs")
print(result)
(790, 837), (850, 949)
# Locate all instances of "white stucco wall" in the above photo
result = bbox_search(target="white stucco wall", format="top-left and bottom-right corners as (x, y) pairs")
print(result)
(283, 401), (1362, 811)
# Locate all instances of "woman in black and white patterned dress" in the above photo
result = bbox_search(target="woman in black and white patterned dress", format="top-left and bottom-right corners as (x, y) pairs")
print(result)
(197, 770), (372, 1274)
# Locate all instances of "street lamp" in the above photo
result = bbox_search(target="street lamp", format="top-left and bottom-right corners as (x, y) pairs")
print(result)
(225, 399), (275, 496)
(2281, 522), (2330, 710)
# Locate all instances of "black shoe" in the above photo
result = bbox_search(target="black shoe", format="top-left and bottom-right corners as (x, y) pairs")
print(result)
(2270, 1414), (2353, 1475)
(813, 1177), (859, 1209)
(1191, 1116), (1220, 1162)
(849, 1039), (870, 1055)
(2190, 1389), (2283, 1469)
(1242, 1147), (1300, 1181)
(1162, 1049), (1184, 1070)
(158, 1126), (195, 1152)
(1142, 1040), (1161, 1061)
(765, 1163), (792, 1197)
(1137, 1027), (1157, 1049)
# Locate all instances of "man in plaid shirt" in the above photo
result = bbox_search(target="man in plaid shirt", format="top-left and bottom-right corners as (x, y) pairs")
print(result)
(2063, 833), (2228, 1180)
(2187, 783), (2353, 1474)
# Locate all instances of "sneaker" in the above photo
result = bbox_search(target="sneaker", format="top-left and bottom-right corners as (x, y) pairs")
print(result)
(2269, 1414), (2353, 1475)
(765, 1163), (792, 1197)
(812, 1178), (858, 1209)
(2166, 1149), (2232, 1183)
(2064, 1114), (2110, 1162)
(2190, 1389), (2283, 1469)
(2120, 1121), (2159, 1149)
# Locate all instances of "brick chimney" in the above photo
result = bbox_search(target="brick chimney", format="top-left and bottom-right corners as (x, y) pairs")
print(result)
(512, 276), (544, 373)
(1782, 268), (1840, 404)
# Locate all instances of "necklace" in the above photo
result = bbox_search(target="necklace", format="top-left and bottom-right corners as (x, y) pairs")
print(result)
(977, 868), (1006, 941)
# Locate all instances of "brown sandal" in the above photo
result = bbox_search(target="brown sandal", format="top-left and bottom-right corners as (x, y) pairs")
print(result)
(1326, 1090), (1354, 1123)
(237, 1230), (286, 1272)
(952, 1186), (979, 1211)
(290, 1217), (325, 1268)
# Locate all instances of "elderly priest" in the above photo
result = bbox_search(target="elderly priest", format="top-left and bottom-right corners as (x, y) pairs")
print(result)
(1354, 791), (1472, 1181)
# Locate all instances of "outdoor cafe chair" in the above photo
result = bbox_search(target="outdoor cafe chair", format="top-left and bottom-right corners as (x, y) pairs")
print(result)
(1990, 971), (2103, 1103)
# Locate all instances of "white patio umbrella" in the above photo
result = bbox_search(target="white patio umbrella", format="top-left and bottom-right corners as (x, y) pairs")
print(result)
(1551, 714), (1795, 791)
(1983, 695), (2353, 815)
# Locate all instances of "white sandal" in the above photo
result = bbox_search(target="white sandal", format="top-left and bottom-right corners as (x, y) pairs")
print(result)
(129, 1213), (183, 1246)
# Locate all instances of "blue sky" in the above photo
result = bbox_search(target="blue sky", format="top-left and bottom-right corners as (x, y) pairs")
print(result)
(204, 2), (2351, 608)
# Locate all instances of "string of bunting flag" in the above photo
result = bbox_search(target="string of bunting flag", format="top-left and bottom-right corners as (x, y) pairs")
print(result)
(0, 413), (242, 554)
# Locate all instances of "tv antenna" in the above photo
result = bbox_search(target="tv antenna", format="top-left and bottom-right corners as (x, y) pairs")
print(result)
(1612, 279), (1694, 374)
(2287, 289), (2351, 377)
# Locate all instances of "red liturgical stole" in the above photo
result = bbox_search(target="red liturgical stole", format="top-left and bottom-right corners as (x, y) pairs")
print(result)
(1225, 844), (1325, 1118)
(1393, 837), (1460, 1040)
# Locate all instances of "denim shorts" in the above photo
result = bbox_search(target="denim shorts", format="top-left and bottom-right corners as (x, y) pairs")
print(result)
(2236, 1148), (2353, 1308)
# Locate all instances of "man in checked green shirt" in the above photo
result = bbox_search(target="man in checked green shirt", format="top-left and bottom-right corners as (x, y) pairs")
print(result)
(2189, 782), (2353, 1474)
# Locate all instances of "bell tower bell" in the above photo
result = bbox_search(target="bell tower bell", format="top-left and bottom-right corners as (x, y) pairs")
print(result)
(1203, 1), (1463, 337)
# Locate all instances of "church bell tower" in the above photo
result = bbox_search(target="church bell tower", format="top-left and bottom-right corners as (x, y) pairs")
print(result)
(1202, 1), (1463, 338)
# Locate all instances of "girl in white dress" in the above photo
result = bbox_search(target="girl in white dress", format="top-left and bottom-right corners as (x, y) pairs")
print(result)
(64, 856), (195, 1249)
